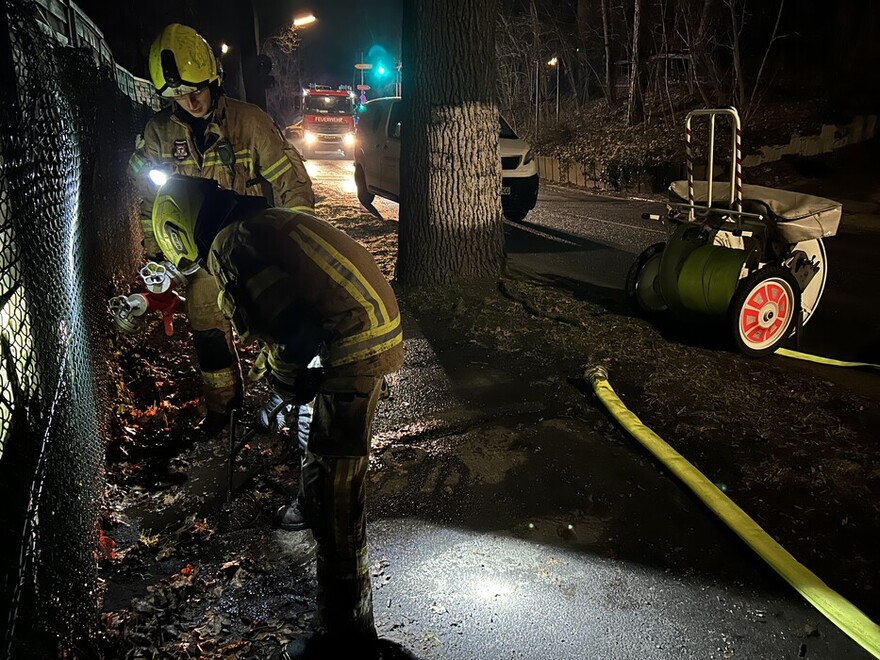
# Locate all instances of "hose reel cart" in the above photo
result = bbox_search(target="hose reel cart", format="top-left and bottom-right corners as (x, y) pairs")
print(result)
(627, 108), (842, 356)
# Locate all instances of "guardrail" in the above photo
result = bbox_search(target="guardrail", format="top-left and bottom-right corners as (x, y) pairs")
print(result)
(33, 0), (160, 110)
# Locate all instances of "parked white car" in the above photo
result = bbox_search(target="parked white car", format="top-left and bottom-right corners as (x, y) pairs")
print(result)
(353, 97), (539, 221)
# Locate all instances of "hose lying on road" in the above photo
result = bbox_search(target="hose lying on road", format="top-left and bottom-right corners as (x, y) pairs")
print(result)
(775, 348), (880, 371)
(585, 366), (880, 659)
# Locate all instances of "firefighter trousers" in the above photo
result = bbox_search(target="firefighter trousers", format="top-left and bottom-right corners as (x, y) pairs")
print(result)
(186, 268), (242, 413)
(300, 375), (384, 636)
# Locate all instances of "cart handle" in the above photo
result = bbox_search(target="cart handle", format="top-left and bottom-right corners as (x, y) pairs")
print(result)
(685, 108), (743, 221)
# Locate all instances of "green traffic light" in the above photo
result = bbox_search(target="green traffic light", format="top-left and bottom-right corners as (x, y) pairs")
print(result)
(377, 65), (386, 76)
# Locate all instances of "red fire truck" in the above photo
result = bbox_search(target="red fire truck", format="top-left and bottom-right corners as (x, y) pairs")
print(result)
(299, 84), (357, 159)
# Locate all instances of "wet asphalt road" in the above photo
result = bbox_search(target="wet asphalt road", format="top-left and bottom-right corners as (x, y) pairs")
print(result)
(363, 315), (874, 659)
(300, 156), (876, 659)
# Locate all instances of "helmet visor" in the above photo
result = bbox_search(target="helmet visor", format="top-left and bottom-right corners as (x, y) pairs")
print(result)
(159, 81), (209, 99)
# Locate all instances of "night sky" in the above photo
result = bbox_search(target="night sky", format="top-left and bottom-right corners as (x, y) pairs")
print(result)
(72, 0), (402, 87)
(261, 0), (402, 85)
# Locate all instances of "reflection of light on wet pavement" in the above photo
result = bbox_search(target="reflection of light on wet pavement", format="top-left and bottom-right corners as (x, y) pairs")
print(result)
(473, 577), (516, 600)
(304, 161), (320, 178)
(308, 159), (400, 221)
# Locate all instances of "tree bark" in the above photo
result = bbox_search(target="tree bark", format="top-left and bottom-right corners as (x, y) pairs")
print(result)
(398, 0), (505, 287)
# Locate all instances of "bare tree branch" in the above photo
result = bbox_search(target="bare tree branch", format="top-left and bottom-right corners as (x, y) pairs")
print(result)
(745, 0), (786, 121)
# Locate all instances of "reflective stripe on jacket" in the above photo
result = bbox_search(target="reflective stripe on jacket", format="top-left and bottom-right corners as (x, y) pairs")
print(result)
(207, 209), (403, 378)
(128, 95), (314, 254)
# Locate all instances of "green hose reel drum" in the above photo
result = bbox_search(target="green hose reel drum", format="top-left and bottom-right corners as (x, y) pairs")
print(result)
(676, 244), (747, 315)
(655, 223), (748, 316)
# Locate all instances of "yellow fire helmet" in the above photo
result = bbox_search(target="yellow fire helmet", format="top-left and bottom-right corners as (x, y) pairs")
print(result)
(152, 175), (220, 270)
(149, 24), (221, 98)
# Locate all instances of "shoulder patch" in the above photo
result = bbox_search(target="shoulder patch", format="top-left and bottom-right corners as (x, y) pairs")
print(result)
(172, 139), (190, 161)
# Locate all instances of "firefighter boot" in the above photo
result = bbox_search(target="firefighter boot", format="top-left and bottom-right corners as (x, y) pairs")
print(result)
(282, 628), (378, 660)
(197, 367), (242, 438)
(276, 495), (310, 531)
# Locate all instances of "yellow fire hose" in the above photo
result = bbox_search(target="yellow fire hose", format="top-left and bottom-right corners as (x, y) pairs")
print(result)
(775, 348), (880, 371)
(585, 366), (880, 658)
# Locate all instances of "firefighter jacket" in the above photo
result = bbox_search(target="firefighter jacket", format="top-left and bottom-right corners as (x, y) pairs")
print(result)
(128, 95), (314, 255)
(206, 208), (403, 379)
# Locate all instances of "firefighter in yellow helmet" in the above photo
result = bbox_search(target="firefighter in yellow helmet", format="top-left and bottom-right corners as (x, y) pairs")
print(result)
(128, 23), (314, 436)
(152, 175), (404, 657)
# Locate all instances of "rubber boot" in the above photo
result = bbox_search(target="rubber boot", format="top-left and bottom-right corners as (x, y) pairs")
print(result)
(276, 496), (310, 531)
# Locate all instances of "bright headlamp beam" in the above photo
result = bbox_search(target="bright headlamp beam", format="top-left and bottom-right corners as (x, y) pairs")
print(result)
(149, 169), (169, 187)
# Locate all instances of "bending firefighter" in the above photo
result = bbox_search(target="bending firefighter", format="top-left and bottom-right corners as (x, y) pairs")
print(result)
(152, 176), (404, 656)
(128, 23), (314, 435)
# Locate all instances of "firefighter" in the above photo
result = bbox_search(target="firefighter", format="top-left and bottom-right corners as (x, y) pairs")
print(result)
(151, 176), (404, 656)
(127, 23), (314, 436)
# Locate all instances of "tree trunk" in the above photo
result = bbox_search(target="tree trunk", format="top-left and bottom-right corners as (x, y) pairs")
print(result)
(236, 0), (265, 109)
(531, 0), (541, 136)
(728, 0), (746, 110)
(685, 0), (715, 106)
(576, 0), (590, 104)
(601, 0), (615, 105)
(398, 0), (505, 287)
(626, 0), (642, 125)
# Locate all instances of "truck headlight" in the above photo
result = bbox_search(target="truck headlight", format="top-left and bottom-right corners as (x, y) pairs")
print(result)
(343, 133), (355, 147)
(304, 131), (317, 145)
(522, 149), (534, 165)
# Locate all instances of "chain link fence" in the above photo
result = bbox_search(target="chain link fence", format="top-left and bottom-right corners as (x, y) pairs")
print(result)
(0, 0), (151, 655)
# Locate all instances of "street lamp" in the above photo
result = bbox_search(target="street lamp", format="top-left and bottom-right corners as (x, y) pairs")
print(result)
(220, 43), (229, 55)
(547, 56), (559, 122)
(293, 14), (316, 27)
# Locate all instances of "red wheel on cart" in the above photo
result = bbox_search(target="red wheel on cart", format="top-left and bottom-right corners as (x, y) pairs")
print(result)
(729, 266), (801, 357)
(626, 243), (667, 313)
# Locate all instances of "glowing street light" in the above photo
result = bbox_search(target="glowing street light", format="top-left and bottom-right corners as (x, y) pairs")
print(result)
(293, 14), (316, 27)
(547, 56), (560, 122)
(220, 43), (229, 55)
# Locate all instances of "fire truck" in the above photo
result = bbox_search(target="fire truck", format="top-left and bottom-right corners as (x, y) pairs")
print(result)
(299, 84), (357, 159)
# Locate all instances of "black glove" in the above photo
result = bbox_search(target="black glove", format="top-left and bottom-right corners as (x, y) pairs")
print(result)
(267, 367), (323, 406)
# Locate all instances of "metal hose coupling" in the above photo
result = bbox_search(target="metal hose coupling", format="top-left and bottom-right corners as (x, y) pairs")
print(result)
(584, 365), (609, 385)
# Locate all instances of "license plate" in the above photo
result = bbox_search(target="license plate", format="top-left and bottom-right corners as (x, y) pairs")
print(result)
(501, 186), (511, 195)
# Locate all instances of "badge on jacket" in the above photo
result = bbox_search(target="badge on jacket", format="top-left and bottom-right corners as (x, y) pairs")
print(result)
(172, 139), (189, 161)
